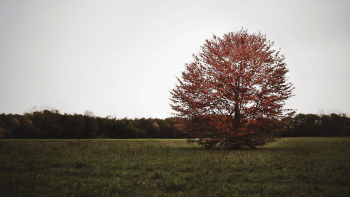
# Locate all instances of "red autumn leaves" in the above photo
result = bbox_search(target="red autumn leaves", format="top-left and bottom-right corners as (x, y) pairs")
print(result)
(170, 29), (294, 149)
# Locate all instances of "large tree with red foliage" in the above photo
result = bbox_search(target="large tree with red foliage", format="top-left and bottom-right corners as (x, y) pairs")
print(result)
(170, 29), (294, 149)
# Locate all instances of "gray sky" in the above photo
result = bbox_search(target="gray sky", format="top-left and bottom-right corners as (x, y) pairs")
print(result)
(1, 0), (349, 118)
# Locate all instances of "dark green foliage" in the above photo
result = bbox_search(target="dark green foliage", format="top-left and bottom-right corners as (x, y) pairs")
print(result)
(1, 109), (349, 139)
(282, 113), (350, 137)
(0, 109), (183, 139)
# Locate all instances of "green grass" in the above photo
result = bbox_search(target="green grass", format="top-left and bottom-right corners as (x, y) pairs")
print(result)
(0, 137), (349, 196)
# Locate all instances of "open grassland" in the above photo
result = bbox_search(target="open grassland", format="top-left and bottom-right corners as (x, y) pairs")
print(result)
(0, 138), (349, 197)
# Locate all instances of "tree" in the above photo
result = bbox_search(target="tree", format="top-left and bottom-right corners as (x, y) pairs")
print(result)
(170, 29), (294, 149)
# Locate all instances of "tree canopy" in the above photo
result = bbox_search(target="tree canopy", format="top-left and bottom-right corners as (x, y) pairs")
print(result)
(170, 29), (294, 149)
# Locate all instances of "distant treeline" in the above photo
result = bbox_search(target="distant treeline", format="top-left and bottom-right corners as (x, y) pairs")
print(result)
(0, 110), (349, 139)
(282, 113), (350, 137)
(0, 109), (187, 139)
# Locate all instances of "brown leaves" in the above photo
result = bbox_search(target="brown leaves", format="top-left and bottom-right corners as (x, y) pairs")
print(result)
(170, 28), (294, 148)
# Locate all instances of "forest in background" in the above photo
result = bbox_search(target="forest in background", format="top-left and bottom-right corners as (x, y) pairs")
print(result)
(0, 109), (349, 139)
(0, 109), (186, 139)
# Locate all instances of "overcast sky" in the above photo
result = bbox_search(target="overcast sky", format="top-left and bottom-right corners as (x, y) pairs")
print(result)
(0, 0), (349, 118)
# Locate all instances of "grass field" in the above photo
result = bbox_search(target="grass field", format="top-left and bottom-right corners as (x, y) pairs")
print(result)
(0, 137), (349, 197)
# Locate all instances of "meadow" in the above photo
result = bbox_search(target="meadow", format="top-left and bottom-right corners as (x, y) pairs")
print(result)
(0, 137), (349, 197)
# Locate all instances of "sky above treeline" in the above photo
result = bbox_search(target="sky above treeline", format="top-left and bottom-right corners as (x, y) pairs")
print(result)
(1, 0), (349, 119)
